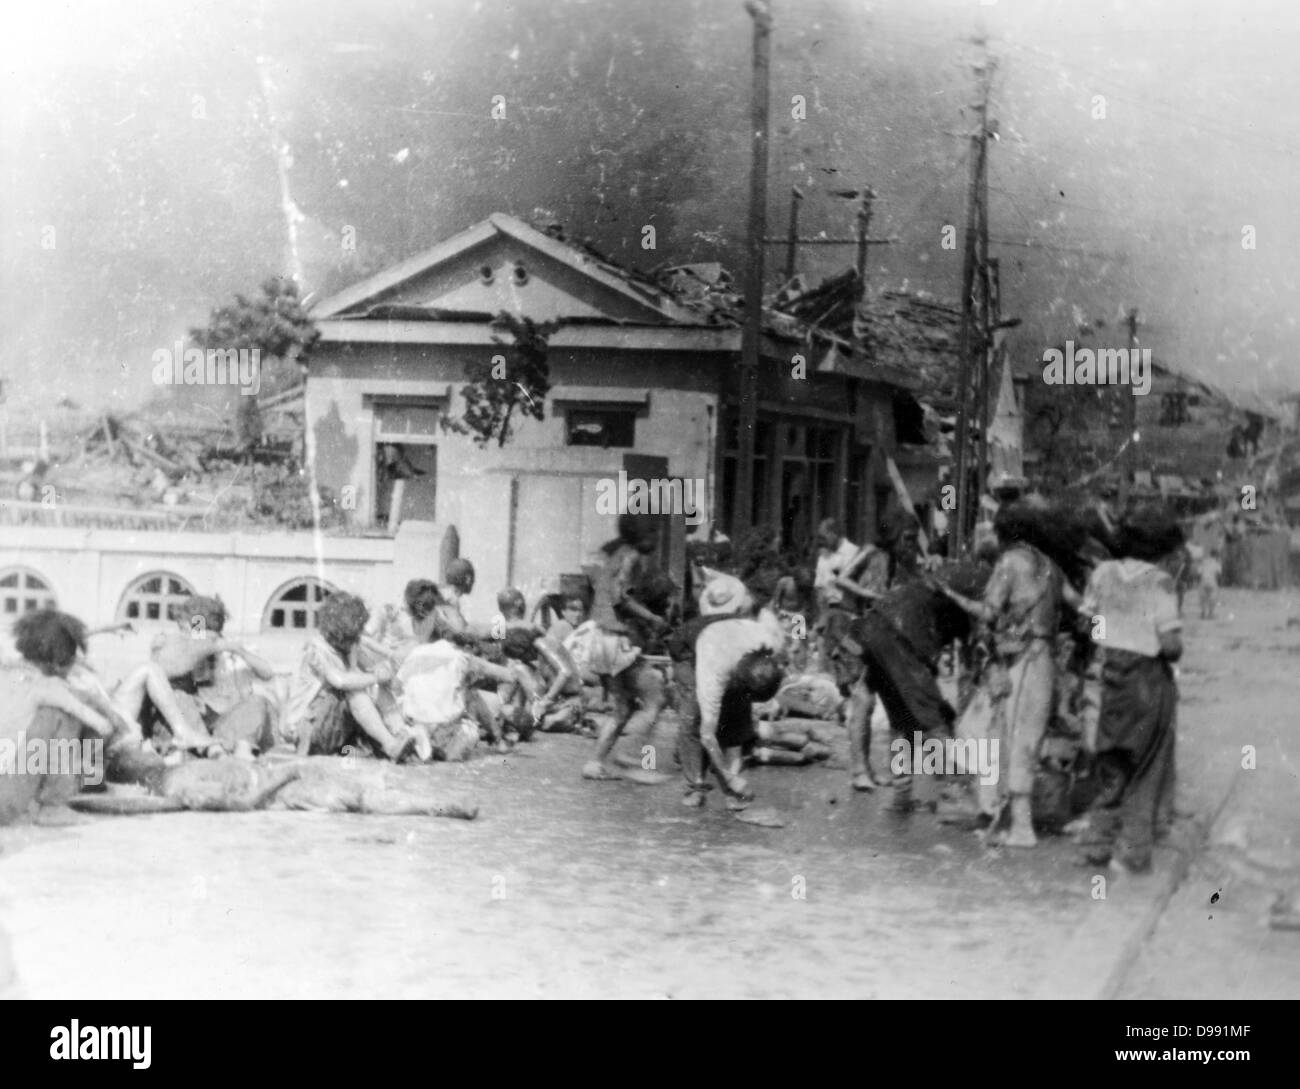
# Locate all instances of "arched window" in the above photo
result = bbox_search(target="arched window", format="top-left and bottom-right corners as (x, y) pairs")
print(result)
(118, 572), (196, 623)
(0, 567), (57, 617)
(264, 577), (336, 631)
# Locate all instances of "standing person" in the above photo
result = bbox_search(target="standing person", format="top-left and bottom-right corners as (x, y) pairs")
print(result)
(833, 559), (977, 812)
(812, 519), (860, 660)
(1078, 509), (1184, 874)
(936, 504), (1069, 847)
(1198, 547), (1223, 620)
(575, 514), (670, 782)
(833, 519), (920, 792)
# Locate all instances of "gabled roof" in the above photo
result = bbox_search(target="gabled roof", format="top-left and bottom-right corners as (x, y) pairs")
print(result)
(312, 213), (712, 327)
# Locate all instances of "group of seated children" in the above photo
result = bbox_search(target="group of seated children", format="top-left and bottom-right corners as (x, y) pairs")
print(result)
(284, 568), (600, 764)
(4, 554), (831, 804)
(2, 596), (284, 797)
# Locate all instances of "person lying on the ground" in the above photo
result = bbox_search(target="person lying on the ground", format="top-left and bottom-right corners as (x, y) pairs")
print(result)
(68, 758), (479, 820)
(748, 718), (834, 764)
(117, 595), (280, 758)
(285, 592), (418, 763)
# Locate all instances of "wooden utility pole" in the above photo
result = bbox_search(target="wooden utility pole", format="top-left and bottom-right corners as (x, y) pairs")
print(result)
(735, 0), (772, 533)
(976, 257), (1000, 503)
(1119, 307), (1139, 508)
(855, 187), (876, 285)
(949, 51), (995, 557)
(784, 185), (803, 284)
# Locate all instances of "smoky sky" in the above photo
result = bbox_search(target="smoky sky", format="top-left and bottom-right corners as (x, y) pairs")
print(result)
(3, 0), (1298, 417)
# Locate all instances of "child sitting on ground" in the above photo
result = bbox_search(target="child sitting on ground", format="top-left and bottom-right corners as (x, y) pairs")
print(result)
(492, 588), (584, 734)
(394, 638), (484, 762)
(1, 610), (123, 821)
(285, 592), (418, 762)
(399, 579), (516, 754)
(499, 626), (585, 733)
(115, 595), (280, 759)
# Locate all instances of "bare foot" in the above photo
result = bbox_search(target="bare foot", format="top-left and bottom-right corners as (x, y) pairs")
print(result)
(411, 729), (433, 762)
(992, 824), (1037, 848)
(622, 768), (670, 786)
(384, 733), (418, 763)
(581, 760), (622, 781)
(734, 806), (784, 828)
(851, 773), (876, 792)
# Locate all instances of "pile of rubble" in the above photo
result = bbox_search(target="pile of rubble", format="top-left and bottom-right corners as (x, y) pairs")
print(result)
(5, 386), (331, 531)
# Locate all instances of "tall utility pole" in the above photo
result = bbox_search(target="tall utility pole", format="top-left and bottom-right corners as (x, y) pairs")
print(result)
(1118, 307), (1140, 508)
(949, 48), (996, 557)
(735, 0), (772, 534)
(855, 187), (876, 285)
(975, 257), (1001, 503)
(784, 185), (803, 284)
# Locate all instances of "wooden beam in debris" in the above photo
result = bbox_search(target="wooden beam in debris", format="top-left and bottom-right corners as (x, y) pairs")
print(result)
(885, 454), (931, 556)
(119, 437), (183, 474)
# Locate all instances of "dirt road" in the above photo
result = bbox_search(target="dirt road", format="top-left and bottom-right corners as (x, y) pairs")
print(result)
(2, 590), (1295, 999)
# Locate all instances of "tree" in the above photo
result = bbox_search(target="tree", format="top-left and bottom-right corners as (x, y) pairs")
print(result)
(1023, 349), (1127, 490)
(189, 277), (320, 487)
(445, 311), (559, 448)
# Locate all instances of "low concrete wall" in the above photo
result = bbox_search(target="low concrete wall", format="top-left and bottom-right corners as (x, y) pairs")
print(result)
(0, 522), (466, 637)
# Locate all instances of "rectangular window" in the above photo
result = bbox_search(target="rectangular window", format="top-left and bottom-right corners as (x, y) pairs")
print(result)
(368, 397), (442, 529)
(565, 408), (637, 448)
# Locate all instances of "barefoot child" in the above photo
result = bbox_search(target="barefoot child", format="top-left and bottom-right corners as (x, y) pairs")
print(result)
(575, 515), (671, 781)
(493, 589), (582, 733)
(285, 592), (418, 762)
(112, 595), (280, 758)
(394, 582), (517, 756)
(1, 611), (120, 821)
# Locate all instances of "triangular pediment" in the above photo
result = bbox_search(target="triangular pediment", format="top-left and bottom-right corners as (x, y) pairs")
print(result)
(314, 214), (702, 326)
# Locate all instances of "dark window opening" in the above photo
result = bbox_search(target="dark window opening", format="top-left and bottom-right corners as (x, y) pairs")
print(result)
(565, 408), (637, 448)
(893, 395), (928, 445)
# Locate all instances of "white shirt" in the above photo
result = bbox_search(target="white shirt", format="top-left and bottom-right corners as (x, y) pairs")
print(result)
(814, 538), (860, 607)
(395, 640), (471, 727)
(694, 618), (782, 733)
